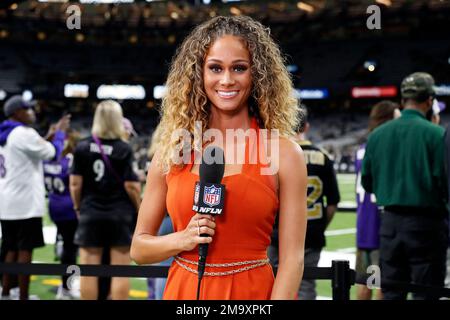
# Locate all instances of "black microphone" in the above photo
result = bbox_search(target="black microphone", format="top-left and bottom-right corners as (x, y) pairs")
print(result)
(192, 146), (226, 298)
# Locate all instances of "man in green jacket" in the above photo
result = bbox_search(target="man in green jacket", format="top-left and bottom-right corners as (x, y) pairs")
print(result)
(361, 72), (448, 300)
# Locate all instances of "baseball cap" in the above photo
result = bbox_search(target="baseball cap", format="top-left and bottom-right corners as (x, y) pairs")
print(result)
(400, 72), (436, 100)
(3, 95), (36, 117)
(122, 117), (138, 137)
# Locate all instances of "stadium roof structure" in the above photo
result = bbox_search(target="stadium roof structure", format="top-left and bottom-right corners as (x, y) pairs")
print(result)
(1, 0), (450, 45)
(0, 0), (449, 100)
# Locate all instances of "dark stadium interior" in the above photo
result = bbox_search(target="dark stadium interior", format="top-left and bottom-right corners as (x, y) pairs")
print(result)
(1, 0), (450, 170)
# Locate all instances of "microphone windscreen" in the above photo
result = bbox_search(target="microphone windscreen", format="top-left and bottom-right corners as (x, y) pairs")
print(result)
(199, 146), (225, 183)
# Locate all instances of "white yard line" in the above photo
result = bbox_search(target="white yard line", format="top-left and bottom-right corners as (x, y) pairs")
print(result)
(325, 228), (356, 236)
(43, 226), (57, 245)
(319, 251), (355, 269)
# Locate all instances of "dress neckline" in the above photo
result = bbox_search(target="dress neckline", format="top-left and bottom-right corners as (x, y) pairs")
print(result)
(187, 117), (259, 179)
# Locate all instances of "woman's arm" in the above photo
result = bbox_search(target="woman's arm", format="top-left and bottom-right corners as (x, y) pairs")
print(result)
(69, 174), (83, 219)
(271, 138), (308, 300)
(130, 151), (215, 265)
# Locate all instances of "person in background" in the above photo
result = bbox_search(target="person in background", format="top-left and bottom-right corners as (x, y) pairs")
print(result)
(44, 129), (80, 300)
(97, 117), (141, 301)
(354, 100), (400, 300)
(362, 72), (448, 300)
(0, 95), (70, 300)
(269, 105), (340, 300)
(70, 100), (141, 300)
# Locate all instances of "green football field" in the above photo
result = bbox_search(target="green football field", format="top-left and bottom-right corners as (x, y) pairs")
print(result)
(26, 173), (358, 300)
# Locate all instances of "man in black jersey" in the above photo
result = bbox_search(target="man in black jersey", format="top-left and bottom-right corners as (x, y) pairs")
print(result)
(269, 105), (340, 300)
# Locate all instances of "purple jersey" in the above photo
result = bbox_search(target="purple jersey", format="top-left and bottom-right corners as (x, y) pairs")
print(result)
(44, 154), (77, 222)
(355, 144), (380, 249)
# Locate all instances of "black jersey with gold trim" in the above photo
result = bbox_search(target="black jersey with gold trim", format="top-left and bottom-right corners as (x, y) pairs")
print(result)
(300, 140), (340, 248)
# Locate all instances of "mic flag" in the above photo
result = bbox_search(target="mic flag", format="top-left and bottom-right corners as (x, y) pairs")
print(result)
(192, 145), (226, 215)
(192, 182), (225, 215)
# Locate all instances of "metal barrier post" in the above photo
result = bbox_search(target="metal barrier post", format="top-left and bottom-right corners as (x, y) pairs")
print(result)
(331, 260), (353, 300)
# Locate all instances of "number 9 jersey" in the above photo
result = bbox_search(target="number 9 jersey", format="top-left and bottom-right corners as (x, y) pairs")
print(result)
(70, 136), (138, 219)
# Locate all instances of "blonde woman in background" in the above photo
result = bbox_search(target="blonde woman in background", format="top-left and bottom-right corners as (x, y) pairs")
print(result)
(70, 100), (141, 300)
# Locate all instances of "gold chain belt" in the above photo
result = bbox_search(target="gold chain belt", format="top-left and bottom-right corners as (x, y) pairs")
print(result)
(174, 255), (270, 277)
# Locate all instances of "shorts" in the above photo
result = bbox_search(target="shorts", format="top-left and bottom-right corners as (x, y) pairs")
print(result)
(74, 215), (134, 248)
(0, 217), (45, 251)
(355, 249), (380, 275)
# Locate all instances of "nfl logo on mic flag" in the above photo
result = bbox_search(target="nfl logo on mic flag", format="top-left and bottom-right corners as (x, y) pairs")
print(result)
(204, 185), (221, 206)
(192, 182), (225, 215)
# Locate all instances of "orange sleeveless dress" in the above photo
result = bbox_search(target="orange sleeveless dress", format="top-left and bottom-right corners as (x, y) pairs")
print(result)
(163, 118), (279, 300)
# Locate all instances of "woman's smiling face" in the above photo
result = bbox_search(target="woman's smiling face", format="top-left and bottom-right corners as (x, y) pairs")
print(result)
(203, 35), (252, 115)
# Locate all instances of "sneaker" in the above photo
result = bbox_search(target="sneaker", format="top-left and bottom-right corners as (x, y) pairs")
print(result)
(56, 286), (78, 300)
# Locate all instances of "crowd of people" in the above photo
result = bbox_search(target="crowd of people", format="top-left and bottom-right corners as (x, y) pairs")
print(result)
(0, 15), (449, 301)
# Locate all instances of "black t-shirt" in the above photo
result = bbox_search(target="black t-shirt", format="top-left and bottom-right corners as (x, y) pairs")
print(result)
(271, 140), (340, 249)
(71, 136), (138, 219)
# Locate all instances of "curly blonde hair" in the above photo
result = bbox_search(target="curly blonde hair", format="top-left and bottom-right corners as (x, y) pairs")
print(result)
(158, 15), (299, 173)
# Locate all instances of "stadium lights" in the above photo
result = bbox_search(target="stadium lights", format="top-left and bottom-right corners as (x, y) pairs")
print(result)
(0, 30), (9, 39)
(297, 2), (314, 13)
(64, 84), (89, 98)
(230, 7), (241, 15)
(37, 32), (46, 41)
(96, 85), (146, 100)
(129, 34), (138, 44)
(80, 0), (134, 4)
(287, 64), (299, 73)
(38, 0), (69, 3)
(75, 33), (85, 42)
(376, 0), (392, 6)
(22, 90), (33, 101)
(153, 85), (167, 99)
(364, 60), (377, 72)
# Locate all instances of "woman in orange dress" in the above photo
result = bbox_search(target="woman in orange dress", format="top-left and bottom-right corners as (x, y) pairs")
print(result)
(131, 15), (308, 300)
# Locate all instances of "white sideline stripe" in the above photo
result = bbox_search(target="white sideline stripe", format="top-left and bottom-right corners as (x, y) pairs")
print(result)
(338, 201), (356, 207)
(325, 228), (356, 236)
(336, 247), (356, 254)
(43, 226), (57, 245)
(318, 251), (355, 270)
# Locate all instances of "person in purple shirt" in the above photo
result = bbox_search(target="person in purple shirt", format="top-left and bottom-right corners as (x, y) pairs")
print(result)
(44, 130), (79, 300)
(355, 101), (401, 300)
